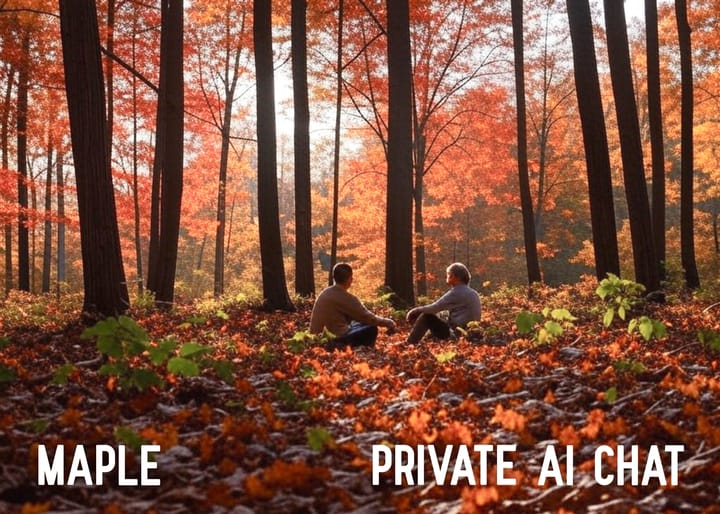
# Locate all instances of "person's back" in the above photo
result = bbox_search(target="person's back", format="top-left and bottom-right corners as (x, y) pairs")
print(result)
(309, 263), (396, 348)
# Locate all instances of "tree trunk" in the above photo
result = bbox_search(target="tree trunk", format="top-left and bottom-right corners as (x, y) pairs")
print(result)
(604, 0), (659, 292)
(675, 0), (700, 289)
(292, 0), (315, 297)
(329, 0), (343, 286)
(512, 0), (542, 285)
(147, 0), (184, 306)
(385, 0), (415, 307)
(566, 0), (620, 280)
(17, 33), (30, 292)
(413, 133), (427, 297)
(59, 0), (129, 317)
(2, 64), (14, 294)
(42, 142), (53, 294)
(106, 0), (115, 169)
(254, 0), (294, 311)
(645, 0), (666, 280)
(56, 154), (65, 299)
(131, 14), (144, 296)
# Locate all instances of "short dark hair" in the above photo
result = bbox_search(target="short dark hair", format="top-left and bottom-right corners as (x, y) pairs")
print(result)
(447, 262), (470, 284)
(332, 262), (353, 284)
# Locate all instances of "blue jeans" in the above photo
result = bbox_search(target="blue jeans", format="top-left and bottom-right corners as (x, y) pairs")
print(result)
(332, 322), (378, 349)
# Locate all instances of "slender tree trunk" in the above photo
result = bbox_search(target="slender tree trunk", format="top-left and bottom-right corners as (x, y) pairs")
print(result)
(2, 65), (14, 294)
(213, 13), (245, 297)
(59, 0), (129, 317)
(566, 0), (620, 280)
(413, 133), (427, 297)
(292, 0), (315, 297)
(645, 0), (666, 281)
(254, 0), (294, 311)
(106, 0), (115, 169)
(213, 102), (232, 297)
(385, 0), (415, 307)
(131, 14), (143, 296)
(512, 0), (542, 285)
(330, 0), (343, 286)
(56, 155), (65, 299)
(42, 142), (53, 293)
(604, 0), (659, 292)
(675, 0), (700, 289)
(147, 0), (184, 306)
(17, 33), (30, 292)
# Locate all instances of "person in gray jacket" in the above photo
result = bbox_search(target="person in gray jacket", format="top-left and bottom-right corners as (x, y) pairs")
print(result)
(405, 262), (481, 344)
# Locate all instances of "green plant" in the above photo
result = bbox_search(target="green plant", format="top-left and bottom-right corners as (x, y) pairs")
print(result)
(81, 315), (233, 391)
(307, 427), (334, 452)
(596, 273), (645, 327)
(698, 329), (720, 352)
(516, 307), (576, 345)
(0, 337), (14, 385)
(628, 316), (667, 341)
(614, 359), (647, 374)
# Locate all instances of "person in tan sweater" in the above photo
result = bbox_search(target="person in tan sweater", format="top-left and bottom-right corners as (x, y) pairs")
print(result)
(310, 263), (396, 348)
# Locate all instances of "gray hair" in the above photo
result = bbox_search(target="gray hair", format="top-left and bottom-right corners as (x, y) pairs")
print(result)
(446, 262), (470, 284)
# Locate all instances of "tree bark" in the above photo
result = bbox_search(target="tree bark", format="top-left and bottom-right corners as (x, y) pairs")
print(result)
(42, 142), (52, 293)
(645, 0), (666, 280)
(675, 0), (700, 289)
(254, 0), (294, 311)
(59, 0), (129, 317)
(17, 33), (30, 292)
(329, 0), (344, 286)
(292, 0), (315, 297)
(1, 64), (14, 294)
(566, 0), (620, 280)
(604, 0), (659, 292)
(512, 0), (542, 284)
(147, 0), (184, 306)
(385, 0), (415, 307)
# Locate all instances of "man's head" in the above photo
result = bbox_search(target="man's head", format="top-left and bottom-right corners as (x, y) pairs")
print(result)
(332, 262), (354, 288)
(446, 262), (470, 285)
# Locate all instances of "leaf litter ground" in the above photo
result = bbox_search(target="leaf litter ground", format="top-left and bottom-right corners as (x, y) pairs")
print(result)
(1, 281), (719, 514)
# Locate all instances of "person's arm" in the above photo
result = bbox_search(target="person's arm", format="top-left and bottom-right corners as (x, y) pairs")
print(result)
(342, 293), (396, 330)
(407, 289), (456, 321)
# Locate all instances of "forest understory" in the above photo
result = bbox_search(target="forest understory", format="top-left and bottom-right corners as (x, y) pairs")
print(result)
(1, 280), (719, 514)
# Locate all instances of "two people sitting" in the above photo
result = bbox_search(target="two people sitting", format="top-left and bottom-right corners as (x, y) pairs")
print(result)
(309, 261), (480, 348)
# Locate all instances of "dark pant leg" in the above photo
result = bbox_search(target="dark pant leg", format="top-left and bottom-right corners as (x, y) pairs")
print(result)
(334, 323), (378, 348)
(407, 313), (450, 344)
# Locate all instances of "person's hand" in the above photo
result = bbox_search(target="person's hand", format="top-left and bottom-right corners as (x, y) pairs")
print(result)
(406, 308), (420, 323)
(384, 318), (397, 333)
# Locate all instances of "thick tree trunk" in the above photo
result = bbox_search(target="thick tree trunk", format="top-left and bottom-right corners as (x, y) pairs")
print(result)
(675, 0), (700, 289)
(566, 0), (620, 280)
(645, 0), (666, 280)
(254, 0), (294, 311)
(292, 0), (315, 297)
(604, 0), (659, 292)
(385, 0), (415, 307)
(147, 0), (184, 306)
(59, 0), (129, 317)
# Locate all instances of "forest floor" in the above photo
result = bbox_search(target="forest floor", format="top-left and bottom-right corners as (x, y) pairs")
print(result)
(1, 278), (719, 514)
